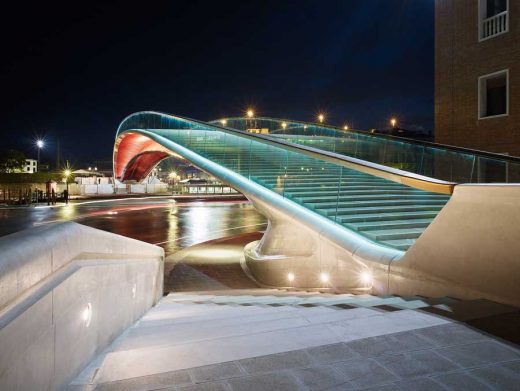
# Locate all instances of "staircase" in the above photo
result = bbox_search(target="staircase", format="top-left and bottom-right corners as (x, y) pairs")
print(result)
(249, 163), (450, 251)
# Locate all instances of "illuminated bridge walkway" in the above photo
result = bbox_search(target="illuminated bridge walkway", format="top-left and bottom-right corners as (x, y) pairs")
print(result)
(116, 113), (455, 252)
(114, 111), (520, 304)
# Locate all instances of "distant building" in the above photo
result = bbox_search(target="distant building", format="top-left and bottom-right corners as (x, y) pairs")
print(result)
(435, 0), (519, 155)
(16, 159), (38, 173)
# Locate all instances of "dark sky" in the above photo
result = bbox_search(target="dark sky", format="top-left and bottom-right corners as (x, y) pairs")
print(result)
(0, 0), (434, 166)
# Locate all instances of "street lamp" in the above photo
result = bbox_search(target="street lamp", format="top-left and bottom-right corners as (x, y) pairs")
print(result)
(246, 109), (254, 118)
(318, 114), (325, 124)
(343, 124), (349, 130)
(220, 119), (227, 126)
(36, 139), (44, 171)
(281, 122), (287, 129)
(390, 118), (397, 128)
(64, 169), (71, 204)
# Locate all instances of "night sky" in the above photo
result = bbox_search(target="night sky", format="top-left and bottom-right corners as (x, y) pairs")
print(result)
(0, 0), (434, 166)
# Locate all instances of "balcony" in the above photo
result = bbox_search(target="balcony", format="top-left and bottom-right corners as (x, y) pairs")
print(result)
(480, 10), (508, 41)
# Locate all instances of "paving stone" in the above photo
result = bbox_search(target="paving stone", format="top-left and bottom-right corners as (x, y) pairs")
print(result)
(361, 385), (400, 391)
(94, 370), (192, 391)
(432, 371), (493, 390)
(346, 330), (434, 358)
(292, 365), (352, 390)
(391, 378), (446, 391)
(436, 340), (520, 367)
(190, 362), (243, 383)
(502, 359), (520, 372)
(469, 364), (520, 390)
(239, 350), (312, 374)
(227, 372), (301, 391)
(334, 358), (398, 388)
(376, 350), (458, 379)
(305, 343), (360, 364)
(175, 382), (228, 391)
(413, 323), (486, 347)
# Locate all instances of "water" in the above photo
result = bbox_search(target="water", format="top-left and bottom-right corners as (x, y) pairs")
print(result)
(0, 197), (267, 255)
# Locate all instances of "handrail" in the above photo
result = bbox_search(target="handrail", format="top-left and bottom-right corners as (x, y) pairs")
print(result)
(117, 111), (456, 194)
(216, 116), (520, 164)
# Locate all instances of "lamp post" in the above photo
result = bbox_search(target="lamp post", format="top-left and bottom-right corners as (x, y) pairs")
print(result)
(36, 139), (44, 172)
(390, 118), (397, 128)
(64, 169), (71, 204)
(318, 114), (325, 124)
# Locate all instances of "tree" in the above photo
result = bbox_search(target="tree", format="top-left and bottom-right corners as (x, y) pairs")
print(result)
(0, 150), (27, 173)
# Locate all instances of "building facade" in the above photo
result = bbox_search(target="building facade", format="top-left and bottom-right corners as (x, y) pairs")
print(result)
(13, 159), (38, 173)
(435, 0), (520, 155)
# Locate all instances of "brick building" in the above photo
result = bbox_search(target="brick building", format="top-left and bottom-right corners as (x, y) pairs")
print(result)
(435, 0), (520, 156)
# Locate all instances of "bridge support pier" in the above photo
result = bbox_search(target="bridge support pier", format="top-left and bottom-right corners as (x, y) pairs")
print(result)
(243, 195), (388, 293)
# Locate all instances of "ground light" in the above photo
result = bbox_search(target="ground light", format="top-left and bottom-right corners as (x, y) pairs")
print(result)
(82, 303), (92, 327)
(320, 272), (329, 283)
(360, 270), (373, 285)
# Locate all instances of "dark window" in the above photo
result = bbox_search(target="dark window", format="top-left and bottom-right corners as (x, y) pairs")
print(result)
(486, 75), (507, 116)
(487, 0), (507, 18)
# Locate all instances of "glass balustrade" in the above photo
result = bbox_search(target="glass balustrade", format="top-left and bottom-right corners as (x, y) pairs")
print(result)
(215, 117), (520, 184)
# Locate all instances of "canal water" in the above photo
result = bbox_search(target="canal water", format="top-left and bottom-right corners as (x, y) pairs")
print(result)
(0, 197), (267, 256)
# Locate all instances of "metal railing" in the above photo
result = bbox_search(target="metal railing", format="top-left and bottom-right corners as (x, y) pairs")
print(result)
(481, 10), (508, 40)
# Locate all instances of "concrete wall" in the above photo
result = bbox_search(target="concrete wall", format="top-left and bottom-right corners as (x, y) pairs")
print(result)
(0, 222), (164, 391)
(390, 184), (520, 307)
(435, 0), (520, 155)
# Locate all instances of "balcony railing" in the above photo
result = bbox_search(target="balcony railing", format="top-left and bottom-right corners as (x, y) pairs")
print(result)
(481, 10), (508, 40)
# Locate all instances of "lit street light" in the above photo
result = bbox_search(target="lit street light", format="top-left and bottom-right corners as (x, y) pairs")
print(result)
(36, 139), (44, 171)
(343, 124), (349, 130)
(390, 118), (397, 128)
(246, 109), (254, 118)
(281, 122), (287, 129)
(318, 114), (325, 123)
(220, 119), (227, 126)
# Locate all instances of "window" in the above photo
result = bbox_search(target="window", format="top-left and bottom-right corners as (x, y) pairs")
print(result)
(479, 0), (509, 41)
(478, 69), (509, 119)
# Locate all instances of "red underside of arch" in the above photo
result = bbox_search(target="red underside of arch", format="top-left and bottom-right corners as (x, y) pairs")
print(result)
(114, 132), (173, 182)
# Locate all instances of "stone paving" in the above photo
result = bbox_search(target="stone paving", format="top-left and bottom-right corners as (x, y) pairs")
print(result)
(75, 322), (520, 390)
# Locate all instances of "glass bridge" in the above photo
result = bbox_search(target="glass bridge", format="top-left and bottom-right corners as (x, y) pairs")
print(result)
(114, 112), (520, 253)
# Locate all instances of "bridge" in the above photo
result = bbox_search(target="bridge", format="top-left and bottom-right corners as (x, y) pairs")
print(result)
(2, 111), (520, 390)
(114, 111), (520, 306)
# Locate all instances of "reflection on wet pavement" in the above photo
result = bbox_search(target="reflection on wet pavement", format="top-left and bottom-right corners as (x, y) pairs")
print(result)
(0, 198), (267, 256)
